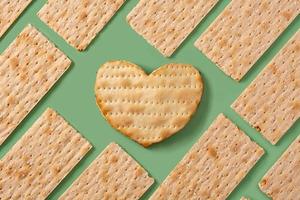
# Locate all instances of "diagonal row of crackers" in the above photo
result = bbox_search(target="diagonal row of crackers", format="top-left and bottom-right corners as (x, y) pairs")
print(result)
(232, 30), (300, 144)
(0, 108), (92, 199)
(0, 109), (153, 199)
(195, 0), (300, 80)
(0, 0), (32, 37)
(0, 24), (71, 145)
(1, 1), (298, 199)
(127, 0), (219, 57)
(150, 114), (264, 199)
(38, 0), (126, 51)
(59, 143), (154, 200)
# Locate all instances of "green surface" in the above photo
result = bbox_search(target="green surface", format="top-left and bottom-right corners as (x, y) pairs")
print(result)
(0, 0), (299, 199)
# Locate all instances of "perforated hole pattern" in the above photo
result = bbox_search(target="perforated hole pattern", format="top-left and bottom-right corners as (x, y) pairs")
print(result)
(59, 143), (153, 200)
(0, 108), (92, 199)
(195, 0), (300, 80)
(95, 60), (203, 147)
(149, 114), (264, 199)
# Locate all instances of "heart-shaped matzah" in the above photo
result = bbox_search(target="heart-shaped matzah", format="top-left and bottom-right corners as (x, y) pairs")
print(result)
(95, 61), (203, 147)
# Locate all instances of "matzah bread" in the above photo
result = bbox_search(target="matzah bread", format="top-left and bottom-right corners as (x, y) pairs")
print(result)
(195, 0), (300, 80)
(259, 135), (300, 200)
(0, 0), (32, 37)
(95, 60), (203, 147)
(59, 143), (154, 200)
(38, 0), (126, 50)
(232, 31), (300, 144)
(0, 24), (71, 145)
(127, 0), (219, 57)
(0, 108), (92, 199)
(150, 114), (264, 199)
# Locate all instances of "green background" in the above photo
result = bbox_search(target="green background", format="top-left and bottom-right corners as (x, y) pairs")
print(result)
(0, 0), (299, 199)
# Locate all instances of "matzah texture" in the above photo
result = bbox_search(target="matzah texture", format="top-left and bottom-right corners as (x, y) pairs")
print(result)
(95, 61), (203, 147)
(0, 108), (92, 200)
(38, 0), (126, 51)
(0, 0), (32, 37)
(127, 0), (219, 57)
(231, 31), (300, 144)
(195, 0), (300, 81)
(59, 143), (154, 200)
(240, 197), (250, 200)
(259, 135), (300, 200)
(150, 114), (264, 200)
(0, 24), (71, 145)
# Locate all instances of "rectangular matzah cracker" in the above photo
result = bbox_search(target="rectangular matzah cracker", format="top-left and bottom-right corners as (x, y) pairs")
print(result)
(0, 108), (92, 200)
(127, 0), (219, 57)
(149, 114), (264, 200)
(259, 135), (300, 199)
(59, 143), (154, 200)
(38, 0), (126, 51)
(231, 31), (300, 144)
(0, 24), (71, 145)
(195, 0), (300, 81)
(0, 0), (32, 37)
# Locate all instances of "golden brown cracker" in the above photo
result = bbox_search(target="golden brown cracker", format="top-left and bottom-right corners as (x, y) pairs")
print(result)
(95, 60), (203, 147)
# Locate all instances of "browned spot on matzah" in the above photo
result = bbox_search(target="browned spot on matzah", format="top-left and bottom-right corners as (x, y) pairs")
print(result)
(259, 135), (300, 199)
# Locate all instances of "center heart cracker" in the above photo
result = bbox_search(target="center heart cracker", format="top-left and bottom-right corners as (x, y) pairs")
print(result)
(95, 61), (203, 147)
